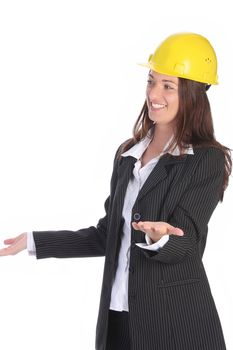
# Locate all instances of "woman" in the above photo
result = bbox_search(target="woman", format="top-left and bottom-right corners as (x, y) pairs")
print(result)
(0, 33), (231, 350)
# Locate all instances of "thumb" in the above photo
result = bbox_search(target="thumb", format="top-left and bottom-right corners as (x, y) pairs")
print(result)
(4, 238), (16, 245)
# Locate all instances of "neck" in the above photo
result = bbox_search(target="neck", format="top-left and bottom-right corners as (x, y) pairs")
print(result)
(151, 124), (174, 147)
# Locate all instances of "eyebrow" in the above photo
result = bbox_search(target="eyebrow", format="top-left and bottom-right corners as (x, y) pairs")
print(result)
(148, 73), (178, 85)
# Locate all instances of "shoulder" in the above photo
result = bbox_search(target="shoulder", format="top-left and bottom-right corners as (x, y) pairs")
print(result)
(193, 146), (224, 164)
(190, 147), (225, 177)
(113, 138), (134, 161)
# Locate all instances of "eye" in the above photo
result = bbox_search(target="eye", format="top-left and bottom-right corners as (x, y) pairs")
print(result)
(164, 84), (173, 90)
(147, 79), (153, 85)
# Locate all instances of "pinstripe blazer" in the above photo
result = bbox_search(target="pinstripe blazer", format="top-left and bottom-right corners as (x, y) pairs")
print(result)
(33, 144), (227, 350)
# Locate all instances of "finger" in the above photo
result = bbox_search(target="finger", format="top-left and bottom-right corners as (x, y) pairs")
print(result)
(138, 222), (167, 236)
(0, 243), (22, 256)
(132, 222), (154, 236)
(0, 246), (14, 256)
(167, 226), (184, 236)
(132, 221), (147, 231)
(3, 238), (16, 245)
(0, 234), (27, 256)
(132, 222), (141, 230)
(5, 234), (26, 245)
(141, 223), (154, 234)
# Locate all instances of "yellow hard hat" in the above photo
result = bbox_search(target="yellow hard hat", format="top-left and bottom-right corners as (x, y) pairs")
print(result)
(139, 32), (218, 85)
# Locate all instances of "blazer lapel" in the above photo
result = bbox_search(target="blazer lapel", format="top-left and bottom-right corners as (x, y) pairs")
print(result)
(117, 156), (136, 186)
(137, 154), (188, 201)
(111, 156), (137, 221)
(113, 153), (189, 211)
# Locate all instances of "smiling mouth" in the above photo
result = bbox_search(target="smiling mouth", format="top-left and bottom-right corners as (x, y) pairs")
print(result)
(150, 102), (167, 110)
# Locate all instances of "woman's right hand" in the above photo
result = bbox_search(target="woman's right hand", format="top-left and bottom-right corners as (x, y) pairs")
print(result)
(0, 233), (27, 256)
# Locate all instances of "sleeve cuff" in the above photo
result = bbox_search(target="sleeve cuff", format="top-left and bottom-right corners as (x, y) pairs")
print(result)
(136, 234), (169, 251)
(27, 231), (36, 256)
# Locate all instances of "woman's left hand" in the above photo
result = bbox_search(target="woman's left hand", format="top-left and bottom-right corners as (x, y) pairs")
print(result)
(132, 221), (184, 243)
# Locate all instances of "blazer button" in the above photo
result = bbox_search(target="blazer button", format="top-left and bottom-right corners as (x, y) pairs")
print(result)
(133, 213), (141, 221)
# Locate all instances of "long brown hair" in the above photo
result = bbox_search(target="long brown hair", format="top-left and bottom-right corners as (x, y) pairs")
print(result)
(117, 78), (232, 201)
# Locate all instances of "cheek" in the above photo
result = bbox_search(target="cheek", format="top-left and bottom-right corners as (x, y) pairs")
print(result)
(146, 87), (150, 98)
(146, 89), (151, 106)
(169, 95), (179, 112)
(174, 100), (179, 113)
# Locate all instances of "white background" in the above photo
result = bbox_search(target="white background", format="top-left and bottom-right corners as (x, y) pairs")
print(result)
(0, 0), (232, 349)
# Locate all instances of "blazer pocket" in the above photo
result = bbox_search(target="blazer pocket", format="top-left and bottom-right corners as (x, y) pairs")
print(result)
(158, 278), (200, 288)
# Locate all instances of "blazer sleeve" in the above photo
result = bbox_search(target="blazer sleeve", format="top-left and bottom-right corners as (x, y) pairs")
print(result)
(141, 147), (225, 264)
(33, 146), (120, 259)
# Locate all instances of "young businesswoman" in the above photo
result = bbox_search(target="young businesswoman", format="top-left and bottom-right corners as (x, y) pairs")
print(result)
(0, 33), (231, 350)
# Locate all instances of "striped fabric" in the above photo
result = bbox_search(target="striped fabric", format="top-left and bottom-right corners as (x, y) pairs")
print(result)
(33, 145), (227, 350)
(106, 310), (130, 349)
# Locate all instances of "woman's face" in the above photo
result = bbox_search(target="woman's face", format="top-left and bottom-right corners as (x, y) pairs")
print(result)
(146, 70), (179, 129)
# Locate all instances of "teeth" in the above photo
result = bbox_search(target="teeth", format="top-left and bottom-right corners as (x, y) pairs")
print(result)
(151, 103), (166, 109)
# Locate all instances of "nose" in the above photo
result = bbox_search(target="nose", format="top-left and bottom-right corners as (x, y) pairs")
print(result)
(147, 83), (162, 101)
